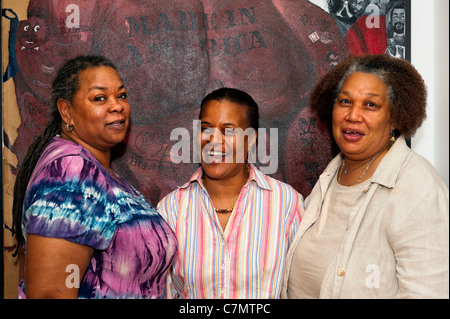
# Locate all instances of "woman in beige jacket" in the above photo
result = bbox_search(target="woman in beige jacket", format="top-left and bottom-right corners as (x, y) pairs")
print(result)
(282, 54), (449, 299)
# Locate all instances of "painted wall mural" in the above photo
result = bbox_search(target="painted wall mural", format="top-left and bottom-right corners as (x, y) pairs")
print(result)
(2, 0), (405, 297)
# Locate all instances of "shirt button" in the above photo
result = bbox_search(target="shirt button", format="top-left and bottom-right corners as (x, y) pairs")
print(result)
(337, 267), (346, 277)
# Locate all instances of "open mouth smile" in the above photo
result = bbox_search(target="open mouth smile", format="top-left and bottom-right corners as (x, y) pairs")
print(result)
(207, 150), (228, 157)
(107, 119), (126, 129)
(342, 129), (365, 141)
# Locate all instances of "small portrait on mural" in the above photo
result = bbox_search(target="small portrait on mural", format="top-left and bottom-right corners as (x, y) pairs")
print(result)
(309, 0), (392, 56)
(325, 0), (371, 36)
(385, 1), (405, 58)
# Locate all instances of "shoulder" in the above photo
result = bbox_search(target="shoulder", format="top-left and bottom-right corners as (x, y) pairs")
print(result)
(39, 136), (94, 164)
(268, 174), (302, 196)
(158, 187), (181, 210)
(31, 137), (102, 184)
(396, 150), (448, 196)
(255, 165), (301, 192)
(23, 149), (117, 249)
(375, 148), (449, 231)
(158, 168), (204, 217)
(253, 166), (305, 206)
(373, 137), (447, 196)
(157, 182), (197, 220)
(384, 152), (449, 221)
(31, 154), (105, 190)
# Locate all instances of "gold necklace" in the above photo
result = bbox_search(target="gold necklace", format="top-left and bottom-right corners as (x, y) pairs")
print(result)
(203, 165), (250, 214)
(338, 149), (384, 186)
(215, 207), (234, 214)
(343, 157), (373, 175)
(339, 137), (394, 186)
(338, 155), (377, 186)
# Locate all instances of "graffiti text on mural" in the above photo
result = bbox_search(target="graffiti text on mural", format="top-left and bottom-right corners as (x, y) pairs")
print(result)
(124, 6), (268, 64)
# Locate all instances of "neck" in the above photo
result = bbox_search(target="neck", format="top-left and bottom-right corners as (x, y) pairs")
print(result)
(203, 165), (249, 201)
(339, 144), (390, 186)
(344, 151), (382, 171)
(344, 136), (393, 170)
(59, 131), (111, 169)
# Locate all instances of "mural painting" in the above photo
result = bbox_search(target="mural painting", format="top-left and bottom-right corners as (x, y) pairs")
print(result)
(2, 0), (405, 297)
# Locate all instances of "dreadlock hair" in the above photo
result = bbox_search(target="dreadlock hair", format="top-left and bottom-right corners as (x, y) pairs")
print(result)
(11, 55), (117, 255)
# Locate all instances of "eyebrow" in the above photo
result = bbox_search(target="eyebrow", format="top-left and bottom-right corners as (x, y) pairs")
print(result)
(201, 121), (238, 126)
(340, 91), (381, 97)
(88, 85), (125, 92)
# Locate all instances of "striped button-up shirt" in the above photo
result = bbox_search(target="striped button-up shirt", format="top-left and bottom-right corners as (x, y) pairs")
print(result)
(157, 164), (304, 299)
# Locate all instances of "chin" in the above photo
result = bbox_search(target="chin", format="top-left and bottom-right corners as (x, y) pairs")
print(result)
(202, 162), (227, 177)
(338, 144), (362, 156)
(106, 138), (125, 149)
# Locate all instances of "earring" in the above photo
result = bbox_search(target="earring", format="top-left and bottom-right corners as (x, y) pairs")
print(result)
(388, 130), (396, 149)
(66, 123), (74, 133)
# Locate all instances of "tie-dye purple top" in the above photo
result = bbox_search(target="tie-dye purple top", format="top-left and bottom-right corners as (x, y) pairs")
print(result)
(19, 137), (177, 299)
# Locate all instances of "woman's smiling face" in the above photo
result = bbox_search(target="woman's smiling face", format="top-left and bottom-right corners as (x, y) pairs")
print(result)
(199, 99), (255, 181)
(332, 72), (394, 161)
(66, 66), (131, 153)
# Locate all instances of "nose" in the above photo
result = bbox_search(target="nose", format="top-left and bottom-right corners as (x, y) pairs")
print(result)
(211, 128), (224, 144)
(202, 128), (223, 146)
(346, 105), (363, 122)
(109, 97), (125, 113)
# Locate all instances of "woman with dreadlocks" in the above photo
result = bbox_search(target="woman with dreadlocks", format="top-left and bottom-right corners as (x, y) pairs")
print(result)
(12, 55), (177, 299)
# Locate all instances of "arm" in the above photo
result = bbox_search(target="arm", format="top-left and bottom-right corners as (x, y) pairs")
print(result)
(286, 191), (304, 247)
(23, 155), (115, 298)
(157, 193), (182, 299)
(389, 183), (449, 298)
(25, 234), (93, 299)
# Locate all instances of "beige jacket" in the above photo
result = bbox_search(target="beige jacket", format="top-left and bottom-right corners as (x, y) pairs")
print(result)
(281, 136), (449, 298)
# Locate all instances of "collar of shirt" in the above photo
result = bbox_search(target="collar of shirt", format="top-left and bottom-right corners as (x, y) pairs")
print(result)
(178, 163), (273, 192)
(370, 135), (410, 189)
(317, 135), (410, 196)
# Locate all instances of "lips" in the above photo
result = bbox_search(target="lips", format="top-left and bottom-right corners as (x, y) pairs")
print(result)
(207, 150), (228, 160)
(209, 150), (227, 155)
(202, 149), (229, 164)
(107, 119), (127, 129)
(342, 128), (365, 142)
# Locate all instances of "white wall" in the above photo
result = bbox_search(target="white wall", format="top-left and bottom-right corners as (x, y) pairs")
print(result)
(410, 0), (449, 186)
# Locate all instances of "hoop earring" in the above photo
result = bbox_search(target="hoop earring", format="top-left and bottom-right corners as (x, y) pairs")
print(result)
(66, 123), (74, 133)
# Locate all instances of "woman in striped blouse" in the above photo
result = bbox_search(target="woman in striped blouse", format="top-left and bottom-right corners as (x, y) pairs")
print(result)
(158, 87), (304, 299)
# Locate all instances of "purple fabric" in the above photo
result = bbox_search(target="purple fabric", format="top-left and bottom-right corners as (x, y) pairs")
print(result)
(19, 137), (177, 298)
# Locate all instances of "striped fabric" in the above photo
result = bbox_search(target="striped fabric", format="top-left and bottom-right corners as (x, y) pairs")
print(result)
(157, 164), (304, 299)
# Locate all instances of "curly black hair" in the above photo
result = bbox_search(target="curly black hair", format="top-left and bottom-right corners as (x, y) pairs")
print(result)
(311, 54), (427, 139)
